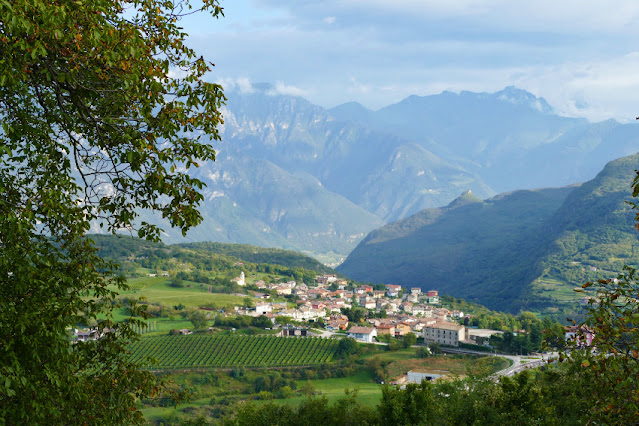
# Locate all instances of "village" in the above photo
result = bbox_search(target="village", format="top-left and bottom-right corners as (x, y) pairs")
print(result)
(226, 272), (505, 348)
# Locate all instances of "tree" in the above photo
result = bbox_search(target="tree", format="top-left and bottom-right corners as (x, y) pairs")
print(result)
(187, 310), (209, 330)
(559, 169), (639, 423)
(0, 0), (224, 423)
(401, 332), (417, 348)
(170, 275), (185, 288)
(336, 337), (358, 357)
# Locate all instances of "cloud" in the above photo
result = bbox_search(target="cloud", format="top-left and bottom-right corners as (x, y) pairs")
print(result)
(511, 53), (639, 121)
(267, 81), (310, 97)
(215, 77), (255, 94)
(185, 0), (639, 121)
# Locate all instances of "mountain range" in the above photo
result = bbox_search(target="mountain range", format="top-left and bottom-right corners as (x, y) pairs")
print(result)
(338, 153), (639, 315)
(148, 84), (639, 262)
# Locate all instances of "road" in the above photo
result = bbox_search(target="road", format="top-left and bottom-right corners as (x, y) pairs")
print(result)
(438, 347), (557, 377)
(312, 330), (556, 377)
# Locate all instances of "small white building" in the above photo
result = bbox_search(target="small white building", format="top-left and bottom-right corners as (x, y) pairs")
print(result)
(347, 326), (377, 343)
(254, 303), (272, 316)
(407, 370), (442, 383)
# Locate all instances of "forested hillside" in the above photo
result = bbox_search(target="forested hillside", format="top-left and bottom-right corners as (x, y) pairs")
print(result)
(339, 153), (639, 316)
(91, 234), (337, 284)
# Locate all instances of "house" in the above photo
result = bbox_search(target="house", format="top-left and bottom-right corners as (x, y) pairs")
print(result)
(427, 296), (440, 304)
(280, 309), (304, 320)
(252, 292), (271, 299)
(387, 289), (400, 298)
(406, 294), (419, 303)
(565, 325), (595, 348)
(332, 298), (347, 307)
(308, 288), (330, 299)
(467, 328), (503, 346)
(401, 301), (414, 313)
(271, 302), (287, 311)
(406, 370), (442, 383)
(410, 287), (422, 296)
(326, 315), (349, 331)
(315, 274), (338, 284)
(384, 301), (399, 313)
(422, 321), (465, 347)
(347, 326), (377, 343)
(311, 301), (327, 310)
(293, 284), (309, 294)
(274, 286), (292, 295)
(394, 322), (412, 337)
(386, 284), (402, 297)
(73, 328), (101, 342)
(372, 290), (385, 299)
(376, 324), (395, 336)
(412, 305), (430, 316)
(254, 303), (272, 316)
(362, 300), (376, 310)
(281, 326), (308, 337)
(427, 290), (438, 297)
(299, 306), (327, 321)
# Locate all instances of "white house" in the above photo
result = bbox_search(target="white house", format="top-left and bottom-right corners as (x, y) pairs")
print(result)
(347, 326), (377, 343)
(254, 303), (272, 316)
(407, 370), (442, 383)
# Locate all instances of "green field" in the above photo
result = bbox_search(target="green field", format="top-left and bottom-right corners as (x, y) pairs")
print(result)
(115, 277), (248, 309)
(128, 335), (340, 369)
(278, 370), (383, 407)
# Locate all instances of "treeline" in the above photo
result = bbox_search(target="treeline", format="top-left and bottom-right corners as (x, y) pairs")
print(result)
(214, 315), (272, 330)
(177, 241), (337, 275)
(90, 234), (326, 285)
(222, 364), (595, 425)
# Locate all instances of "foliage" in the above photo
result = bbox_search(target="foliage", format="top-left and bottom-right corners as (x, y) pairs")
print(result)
(215, 314), (272, 330)
(0, 0), (224, 422)
(187, 310), (209, 330)
(220, 364), (595, 425)
(341, 307), (366, 323)
(336, 338), (359, 358)
(177, 241), (338, 275)
(563, 269), (639, 422)
(91, 234), (329, 286)
(554, 168), (639, 423)
(223, 391), (379, 426)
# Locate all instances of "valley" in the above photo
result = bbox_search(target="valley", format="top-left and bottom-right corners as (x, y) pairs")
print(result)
(137, 86), (639, 266)
(83, 235), (566, 423)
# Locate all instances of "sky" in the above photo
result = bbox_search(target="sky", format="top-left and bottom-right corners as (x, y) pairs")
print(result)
(179, 0), (639, 122)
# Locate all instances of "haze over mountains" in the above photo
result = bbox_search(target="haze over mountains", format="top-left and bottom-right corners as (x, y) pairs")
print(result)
(154, 84), (639, 262)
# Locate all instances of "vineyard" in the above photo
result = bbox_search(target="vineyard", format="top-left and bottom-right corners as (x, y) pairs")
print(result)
(127, 335), (340, 369)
